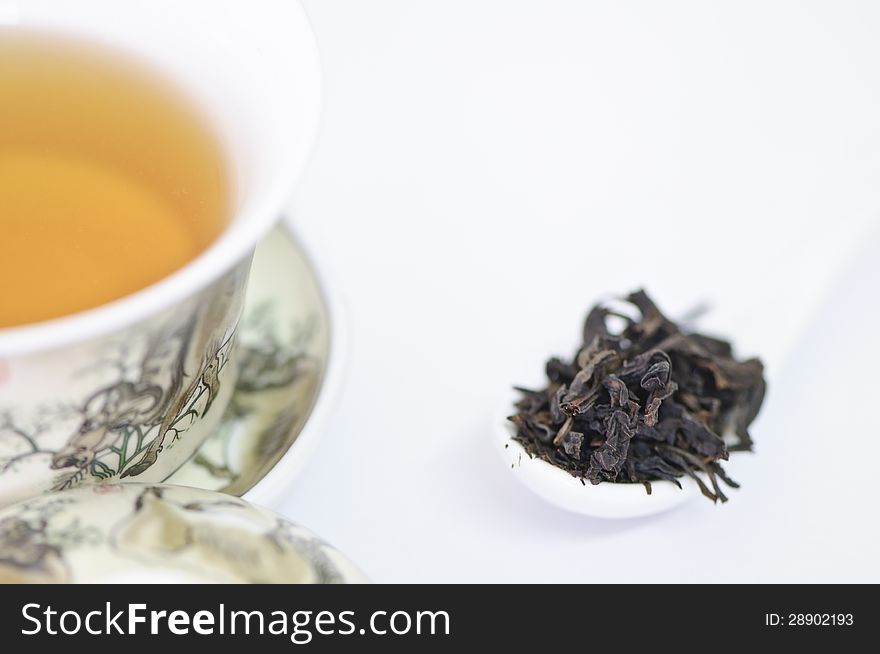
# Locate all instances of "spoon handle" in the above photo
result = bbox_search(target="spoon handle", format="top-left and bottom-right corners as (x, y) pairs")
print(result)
(699, 211), (876, 376)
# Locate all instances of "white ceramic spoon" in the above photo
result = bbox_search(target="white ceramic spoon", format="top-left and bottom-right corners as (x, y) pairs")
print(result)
(495, 211), (877, 518)
(494, 408), (703, 518)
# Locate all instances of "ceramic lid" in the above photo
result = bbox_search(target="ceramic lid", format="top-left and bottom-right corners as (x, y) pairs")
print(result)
(0, 482), (366, 583)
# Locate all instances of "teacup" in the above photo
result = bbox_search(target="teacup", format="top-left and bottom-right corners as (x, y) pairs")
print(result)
(0, 0), (321, 507)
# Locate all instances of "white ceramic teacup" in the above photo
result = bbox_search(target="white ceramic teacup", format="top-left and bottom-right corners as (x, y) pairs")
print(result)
(0, 0), (321, 507)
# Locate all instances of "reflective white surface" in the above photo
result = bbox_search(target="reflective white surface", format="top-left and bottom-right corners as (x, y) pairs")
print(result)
(282, 1), (880, 582)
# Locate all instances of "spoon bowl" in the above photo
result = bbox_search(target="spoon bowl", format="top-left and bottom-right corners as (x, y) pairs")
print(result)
(494, 402), (700, 518)
(494, 212), (875, 519)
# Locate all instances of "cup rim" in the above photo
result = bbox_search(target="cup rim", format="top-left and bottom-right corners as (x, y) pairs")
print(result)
(0, 4), (322, 358)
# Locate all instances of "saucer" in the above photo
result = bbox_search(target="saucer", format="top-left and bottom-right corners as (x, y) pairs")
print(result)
(168, 221), (344, 507)
(0, 483), (366, 583)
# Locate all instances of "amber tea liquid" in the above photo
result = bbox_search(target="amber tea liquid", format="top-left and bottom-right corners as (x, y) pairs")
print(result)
(0, 30), (230, 328)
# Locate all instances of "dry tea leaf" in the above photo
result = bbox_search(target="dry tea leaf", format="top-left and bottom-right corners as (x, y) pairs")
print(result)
(509, 290), (766, 502)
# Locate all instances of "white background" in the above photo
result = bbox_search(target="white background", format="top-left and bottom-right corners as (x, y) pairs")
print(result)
(280, 1), (880, 582)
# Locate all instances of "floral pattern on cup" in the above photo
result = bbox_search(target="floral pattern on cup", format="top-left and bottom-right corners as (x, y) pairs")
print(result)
(170, 226), (329, 498)
(0, 260), (250, 508)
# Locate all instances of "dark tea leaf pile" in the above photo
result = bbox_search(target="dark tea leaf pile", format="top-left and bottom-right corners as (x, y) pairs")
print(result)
(509, 290), (766, 502)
